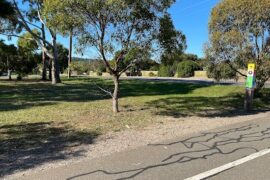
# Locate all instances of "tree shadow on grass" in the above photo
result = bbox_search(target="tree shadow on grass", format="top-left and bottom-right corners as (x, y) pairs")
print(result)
(146, 92), (270, 118)
(0, 78), (207, 112)
(0, 122), (99, 177)
(0, 79), (109, 112)
(120, 80), (206, 97)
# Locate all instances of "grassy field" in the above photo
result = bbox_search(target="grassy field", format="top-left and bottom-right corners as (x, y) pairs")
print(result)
(1, 77), (270, 132)
(0, 77), (270, 176)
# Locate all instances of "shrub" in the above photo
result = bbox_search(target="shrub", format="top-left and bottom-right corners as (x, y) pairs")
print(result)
(70, 61), (89, 75)
(207, 62), (237, 82)
(177, 60), (201, 77)
(149, 64), (160, 71)
(158, 65), (174, 77)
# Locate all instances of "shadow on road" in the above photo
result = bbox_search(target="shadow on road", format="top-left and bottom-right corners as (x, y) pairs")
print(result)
(67, 122), (270, 180)
(0, 122), (99, 177)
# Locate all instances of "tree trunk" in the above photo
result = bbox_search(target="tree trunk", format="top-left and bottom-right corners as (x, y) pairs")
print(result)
(51, 35), (61, 84)
(41, 24), (47, 81)
(68, 29), (73, 79)
(41, 50), (47, 80)
(112, 75), (120, 113)
(49, 59), (52, 80)
(7, 56), (11, 80)
(7, 70), (11, 80)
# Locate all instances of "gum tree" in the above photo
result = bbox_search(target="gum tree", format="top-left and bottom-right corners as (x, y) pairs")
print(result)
(1, 0), (61, 84)
(43, 0), (83, 79)
(45, 0), (175, 112)
(158, 13), (186, 66)
(207, 0), (270, 92)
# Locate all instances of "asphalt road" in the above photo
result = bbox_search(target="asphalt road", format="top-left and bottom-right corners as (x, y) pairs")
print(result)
(15, 116), (270, 180)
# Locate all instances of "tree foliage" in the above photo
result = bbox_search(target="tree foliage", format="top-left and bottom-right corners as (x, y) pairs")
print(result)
(207, 62), (237, 82)
(0, 0), (15, 19)
(45, 0), (176, 112)
(52, 44), (68, 73)
(17, 30), (39, 54)
(1, 0), (62, 84)
(158, 65), (174, 77)
(177, 60), (201, 78)
(158, 13), (186, 66)
(0, 40), (38, 79)
(207, 0), (270, 91)
(0, 0), (16, 32)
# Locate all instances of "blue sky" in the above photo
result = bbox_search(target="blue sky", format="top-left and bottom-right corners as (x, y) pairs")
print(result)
(169, 0), (219, 57)
(0, 0), (219, 58)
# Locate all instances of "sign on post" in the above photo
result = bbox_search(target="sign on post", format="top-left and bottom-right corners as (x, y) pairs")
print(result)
(244, 63), (256, 111)
(246, 63), (256, 89)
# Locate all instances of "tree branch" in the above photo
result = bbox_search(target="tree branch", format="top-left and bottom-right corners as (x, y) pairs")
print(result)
(226, 61), (247, 77)
(115, 51), (126, 71)
(0, 32), (32, 40)
(12, 0), (53, 48)
(93, 83), (113, 97)
(99, 21), (114, 74)
(24, 19), (42, 30)
(119, 59), (137, 76)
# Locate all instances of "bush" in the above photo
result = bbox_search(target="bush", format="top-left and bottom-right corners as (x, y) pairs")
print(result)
(149, 65), (160, 71)
(70, 61), (89, 75)
(177, 60), (201, 77)
(207, 62), (237, 82)
(158, 65), (174, 77)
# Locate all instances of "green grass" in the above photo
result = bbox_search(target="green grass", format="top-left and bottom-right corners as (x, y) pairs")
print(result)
(0, 77), (269, 132)
(0, 77), (269, 176)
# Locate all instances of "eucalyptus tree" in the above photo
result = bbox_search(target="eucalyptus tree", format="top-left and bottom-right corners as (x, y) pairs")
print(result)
(158, 13), (186, 66)
(45, 0), (175, 112)
(43, 0), (83, 79)
(207, 0), (270, 91)
(1, 0), (61, 84)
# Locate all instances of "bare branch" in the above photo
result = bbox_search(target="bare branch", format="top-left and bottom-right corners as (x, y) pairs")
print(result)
(94, 83), (113, 97)
(37, 7), (46, 27)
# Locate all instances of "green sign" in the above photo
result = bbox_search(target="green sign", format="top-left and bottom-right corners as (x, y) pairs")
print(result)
(246, 76), (254, 89)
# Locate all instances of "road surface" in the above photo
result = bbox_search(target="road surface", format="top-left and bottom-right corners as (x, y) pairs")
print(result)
(14, 116), (270, 180)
